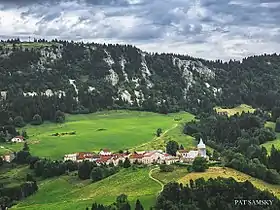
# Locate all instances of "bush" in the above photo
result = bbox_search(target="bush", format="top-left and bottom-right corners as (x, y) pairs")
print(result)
(14, 116), (25, 128)
(192, 157), (208, 172)
(31, 114), (43, 125)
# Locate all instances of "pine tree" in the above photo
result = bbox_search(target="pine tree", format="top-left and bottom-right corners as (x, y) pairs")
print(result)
(23, 142), (29, 151)
(135, 199), (144, 210)
(123, 157), (131, 168)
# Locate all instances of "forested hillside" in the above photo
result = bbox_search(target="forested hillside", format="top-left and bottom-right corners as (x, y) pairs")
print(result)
(1, 39), (280, 124)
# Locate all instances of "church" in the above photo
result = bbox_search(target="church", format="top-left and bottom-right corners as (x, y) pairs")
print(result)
(176, 138), (208, 163)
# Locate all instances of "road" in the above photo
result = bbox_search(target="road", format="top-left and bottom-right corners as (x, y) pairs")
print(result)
(149, 167), (164, 193)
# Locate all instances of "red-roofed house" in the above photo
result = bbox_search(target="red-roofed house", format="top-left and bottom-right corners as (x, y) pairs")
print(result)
(11, 136), (24, 143)
(99, 149), (112, 156)
(129, 152), (145, 164)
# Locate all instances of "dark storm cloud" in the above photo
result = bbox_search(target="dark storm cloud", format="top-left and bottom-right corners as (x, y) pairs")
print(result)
(0, 0), (280, 60)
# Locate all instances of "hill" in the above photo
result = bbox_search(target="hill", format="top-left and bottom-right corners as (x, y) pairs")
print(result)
(152, 166), (280, 198)
(11, 167), (160, 210)
(0, 110), (194, 159)
(1, 40), (280, 126)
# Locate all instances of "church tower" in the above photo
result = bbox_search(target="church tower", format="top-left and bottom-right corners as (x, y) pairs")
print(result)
(197, 138), (206, 158)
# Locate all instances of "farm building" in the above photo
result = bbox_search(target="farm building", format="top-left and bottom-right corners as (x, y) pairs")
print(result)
(11, 136), (24, 143)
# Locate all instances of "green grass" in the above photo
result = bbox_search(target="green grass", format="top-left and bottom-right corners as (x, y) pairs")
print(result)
(178, 167), (280, 198)
(130, 120), (195, 152)
(0, 164), (32, 187)
(152, 166), (188, 185)
(153, 166), (280, 199)
(0, 110), (194, 159)
(12, 168), (160, 210)
(214, 104), (255, 116)
(262, 121), (280, 153)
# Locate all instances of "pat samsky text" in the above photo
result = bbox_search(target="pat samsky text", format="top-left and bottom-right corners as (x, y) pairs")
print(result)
(234, 199), (273, 206)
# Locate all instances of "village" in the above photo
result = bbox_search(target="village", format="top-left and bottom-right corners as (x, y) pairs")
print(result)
(63, 139), (208, 166)
(1, 135), (208, 165)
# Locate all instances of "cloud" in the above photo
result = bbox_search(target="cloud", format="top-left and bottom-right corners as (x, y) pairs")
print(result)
(0, 0), (280, 60)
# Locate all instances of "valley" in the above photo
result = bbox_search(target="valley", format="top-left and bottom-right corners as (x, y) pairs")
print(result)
(0, 111), (194, 159)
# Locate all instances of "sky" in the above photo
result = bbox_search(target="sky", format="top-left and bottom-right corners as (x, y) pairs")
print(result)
(0, 0), (280, 60)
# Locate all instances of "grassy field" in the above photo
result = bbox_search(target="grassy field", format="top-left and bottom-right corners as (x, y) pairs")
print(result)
(0, 110), (194, 159)
(214, 104), (255, 116)
(152, 166), (280, 198)
(130, 122), (196, 152)
(0, 164), (32, 188)
(12, 167), (161, 210)
(178, 167), (280, 198)
(262, 121), (280, 153)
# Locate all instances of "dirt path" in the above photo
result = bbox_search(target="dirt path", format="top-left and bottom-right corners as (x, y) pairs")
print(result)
(130, 123), (178, 151)
(149, 167), (164, 193)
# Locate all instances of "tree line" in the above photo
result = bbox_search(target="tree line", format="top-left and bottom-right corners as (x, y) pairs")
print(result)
(183, 110), (280, 184)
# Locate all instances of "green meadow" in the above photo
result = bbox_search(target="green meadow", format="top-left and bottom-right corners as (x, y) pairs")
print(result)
(262, 121), (280, 153)
(12, 168), (160, 210)
(0, 110), (194, 159)
(214, 104), (255, 116)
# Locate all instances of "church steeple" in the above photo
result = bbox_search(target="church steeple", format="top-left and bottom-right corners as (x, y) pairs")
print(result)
(197, 138), (206, 149)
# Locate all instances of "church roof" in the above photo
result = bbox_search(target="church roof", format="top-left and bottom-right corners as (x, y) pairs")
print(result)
(197, 138), (206, 149)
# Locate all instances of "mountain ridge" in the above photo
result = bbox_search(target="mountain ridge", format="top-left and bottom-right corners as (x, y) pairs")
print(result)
(0, 40), (280, 124)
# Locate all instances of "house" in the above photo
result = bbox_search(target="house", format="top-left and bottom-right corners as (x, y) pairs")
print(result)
(163, 153), (179, 165)
(96, 155), (113, 166)
(129, 152), (145, 164)
(11, 136), (24, 143)
(141, 151), (165, 165)
(1, 152), (15, 162)
(176, 149), (188, 158)
(177, 138), (208, 163)
(64, 153), (78, 161)
(64, 152), (99, 162)
(108, 153), (127, 166)
(99, 149), (111, 156)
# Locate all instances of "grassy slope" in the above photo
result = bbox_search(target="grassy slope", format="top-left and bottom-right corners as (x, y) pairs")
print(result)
(12, 168), (160, 210)
(214, 104), (255, 116)
(0, 110), (194, 159)
(262, 121), (280, 153)
(179, 167), (280, 198)
(153, 166), (280, 198)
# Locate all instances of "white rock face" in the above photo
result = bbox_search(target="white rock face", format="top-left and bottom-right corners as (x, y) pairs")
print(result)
(44, 89), (54, 97)
(88, 86), (95, 92)
(120, 57), (129, 82)
(132, 77), (140, 88)
(103, 50), (115, 66)
(23, 92), (37, 97)
(0, 91), (7, 100)
(106, 69), (119, 86)
(134, 90), (144, 105)
(121, 90), (133, 104)
(173, 57), (215, 91)
(141, 53), (153, 88)
(173, 57), (194, 90)
(103, 51), (119, 86)
(42, 89), (65, 98)
(69, 79), (78, 94)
